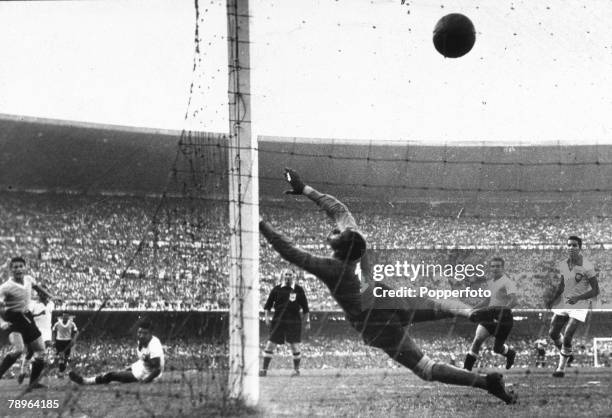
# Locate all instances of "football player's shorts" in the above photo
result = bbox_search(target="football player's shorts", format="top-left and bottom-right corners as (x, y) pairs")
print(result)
(478, 308), (514, 341)
(361, 285), (455, 324)
(131, 360), (162, 381)
(351, 309), (406, 350)
(38, 327), (52, 344)
(552, 308), (588, 322)
(349, 294), (458, 350)
(269, 320), (302, 345)
(55, 339), (72, 357)
(4, 311), (41, 345)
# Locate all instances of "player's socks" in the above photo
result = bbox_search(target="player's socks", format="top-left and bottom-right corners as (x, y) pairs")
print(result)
(497, 344), (509, 355)
(463, 353), (478, 371)
(505, 349), (516, 370)
(19, 356), (27, 375)
(29, 358), (45, 385)
(262, 350), (273, 372)
(17, 353), (30, 382)
(292, 352), (301, 371)
(552, 335), (563, 351)
(557, 350), (571, 371)
(0, 353), (21, 379)
(553, 348), (571, 377)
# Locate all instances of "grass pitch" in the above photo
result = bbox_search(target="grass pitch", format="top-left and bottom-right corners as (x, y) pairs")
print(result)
(0, 368), (611, 417)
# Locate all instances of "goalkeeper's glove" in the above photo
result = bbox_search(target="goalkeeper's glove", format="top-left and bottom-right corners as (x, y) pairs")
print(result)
(284, 167), (305, 195)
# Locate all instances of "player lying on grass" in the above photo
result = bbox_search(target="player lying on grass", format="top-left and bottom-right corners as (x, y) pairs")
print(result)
(259, 168), (517, 404)
(69, 319), (164, 385)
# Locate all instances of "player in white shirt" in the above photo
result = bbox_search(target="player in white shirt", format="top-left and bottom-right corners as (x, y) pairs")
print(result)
(52, 312), (79, 377)
(69, 319), (164, 385)
(464, 257), (518, 371)
(547, 235), (599, 377)
(0, 256), (56, 390)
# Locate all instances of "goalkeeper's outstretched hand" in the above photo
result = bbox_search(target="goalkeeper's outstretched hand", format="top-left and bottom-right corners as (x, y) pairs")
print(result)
(284, 167), (305, 195)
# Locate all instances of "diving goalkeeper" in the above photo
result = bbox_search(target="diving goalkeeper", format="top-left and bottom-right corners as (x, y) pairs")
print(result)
(259, 168), (517, 404)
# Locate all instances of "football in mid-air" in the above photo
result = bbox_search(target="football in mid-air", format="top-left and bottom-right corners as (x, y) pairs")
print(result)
(433, 13), (476, 58)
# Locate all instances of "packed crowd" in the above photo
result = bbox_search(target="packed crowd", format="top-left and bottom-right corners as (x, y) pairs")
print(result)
(1, 191), (611, 310)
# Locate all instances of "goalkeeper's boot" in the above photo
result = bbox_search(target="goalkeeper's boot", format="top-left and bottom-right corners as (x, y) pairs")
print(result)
(486, 373), (518, 405)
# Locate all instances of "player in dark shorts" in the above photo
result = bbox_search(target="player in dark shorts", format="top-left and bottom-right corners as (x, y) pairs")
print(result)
(0, 256), (55, 390)
(260, 269), (310, 376)
(463, 257), (517, 371)
(52, 312), (79, 377)
(259, 168), (517, 404)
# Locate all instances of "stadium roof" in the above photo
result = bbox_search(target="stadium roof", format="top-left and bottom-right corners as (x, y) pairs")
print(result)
(1, 114), (611, 200)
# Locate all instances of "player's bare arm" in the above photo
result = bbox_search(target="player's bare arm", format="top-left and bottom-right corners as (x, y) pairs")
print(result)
(32, 284), (56, 301)
(259, 221), (345, 280)
(548, 275), (565, 309)
(285, 167), (359, 231)
(506, 293), (518, 309)
(142, 357), (162, 383)
(69, 330), (79, 348)
(567, 274), (599, 305)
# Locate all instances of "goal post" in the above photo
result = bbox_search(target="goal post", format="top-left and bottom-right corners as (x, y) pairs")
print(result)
(593, 337), (612, 367)
(227, 0), (259, 406)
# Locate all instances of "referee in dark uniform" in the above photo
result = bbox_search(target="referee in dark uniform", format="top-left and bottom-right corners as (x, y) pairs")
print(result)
(260, 269), (310, 377)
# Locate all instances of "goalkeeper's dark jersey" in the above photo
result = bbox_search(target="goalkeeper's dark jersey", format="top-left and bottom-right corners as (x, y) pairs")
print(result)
(260, 189), (449, 330)
(263, 284), (309, 322)
(259, 191), (364, 319)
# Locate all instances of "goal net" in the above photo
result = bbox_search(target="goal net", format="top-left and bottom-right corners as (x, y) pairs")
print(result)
(593, 338), (612, 367)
